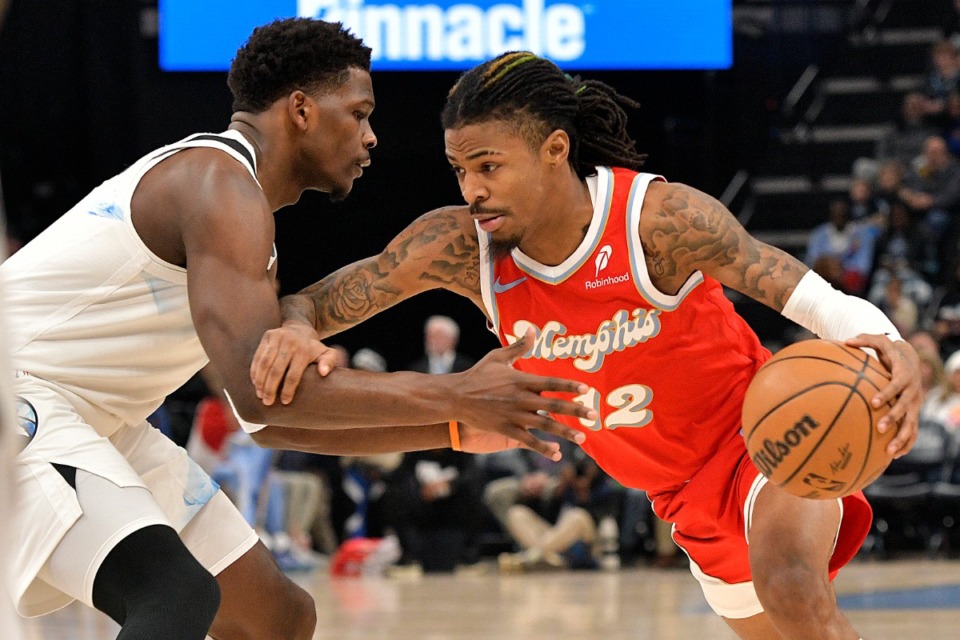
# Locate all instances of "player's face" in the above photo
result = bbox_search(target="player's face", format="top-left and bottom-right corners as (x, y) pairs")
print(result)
(306, 67), (377, 201)
(444, 120), (554, 257)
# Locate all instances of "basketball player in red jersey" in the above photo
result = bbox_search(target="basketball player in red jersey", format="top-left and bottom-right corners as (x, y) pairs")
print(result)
(252, 53), (922, 639)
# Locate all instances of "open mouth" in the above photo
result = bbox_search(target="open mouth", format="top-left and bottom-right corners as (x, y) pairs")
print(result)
(473, 213), (505, 232)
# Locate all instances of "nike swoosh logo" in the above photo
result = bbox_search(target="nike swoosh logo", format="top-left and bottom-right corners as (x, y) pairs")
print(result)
(493, 276), (527, 293)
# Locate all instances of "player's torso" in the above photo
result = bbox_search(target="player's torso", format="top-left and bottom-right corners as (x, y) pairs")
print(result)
(1, 131), (268, 431)
(477, 167), (770, 491)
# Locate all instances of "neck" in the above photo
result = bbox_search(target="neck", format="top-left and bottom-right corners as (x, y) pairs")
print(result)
(518, 173), (594, 266)
(228, 115), (302, 211)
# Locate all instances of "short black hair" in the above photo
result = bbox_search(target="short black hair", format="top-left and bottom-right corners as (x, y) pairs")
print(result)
(228, 18), (372, 113)
(442, 52), (646, 178)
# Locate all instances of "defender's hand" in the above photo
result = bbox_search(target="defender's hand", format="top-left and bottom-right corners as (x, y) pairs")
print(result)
(845, 333), (922, 458)
(442, 329), (592, 460)
(251, 323), (340, 405)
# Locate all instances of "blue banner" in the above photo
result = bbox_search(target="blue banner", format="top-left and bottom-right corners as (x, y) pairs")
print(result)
(159, 0), (731, 71)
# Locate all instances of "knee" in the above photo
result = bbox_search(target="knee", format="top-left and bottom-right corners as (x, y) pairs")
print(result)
(752, 560), (834, 625)
(482, 479), (517, 509)
(505, 504), (534, 529)
(93, 526), (221, 637)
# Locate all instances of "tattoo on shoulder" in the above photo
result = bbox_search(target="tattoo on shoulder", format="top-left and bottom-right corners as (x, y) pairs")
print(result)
(650, 185), (802, 309)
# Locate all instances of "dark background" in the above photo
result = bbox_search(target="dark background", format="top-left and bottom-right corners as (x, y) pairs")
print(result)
(0, 1), (848, 369)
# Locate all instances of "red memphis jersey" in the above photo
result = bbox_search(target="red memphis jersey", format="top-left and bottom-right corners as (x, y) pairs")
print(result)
(477, 167), (771, 492)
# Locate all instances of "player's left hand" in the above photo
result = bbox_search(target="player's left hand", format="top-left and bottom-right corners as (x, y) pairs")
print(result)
(457, 422), (562, 459)
(845, 333), (922, 458)
(251, 323), (341, 405)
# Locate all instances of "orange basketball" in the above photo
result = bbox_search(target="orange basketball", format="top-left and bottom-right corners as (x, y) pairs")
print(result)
(742, 339), (896, 499)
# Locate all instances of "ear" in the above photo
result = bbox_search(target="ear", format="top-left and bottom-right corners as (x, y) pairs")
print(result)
(286, 90), (311, 132)
(541, 129), (570, 167)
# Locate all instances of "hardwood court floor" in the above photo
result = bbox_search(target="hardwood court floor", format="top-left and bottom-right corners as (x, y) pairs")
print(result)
(22, 557), (960, 639)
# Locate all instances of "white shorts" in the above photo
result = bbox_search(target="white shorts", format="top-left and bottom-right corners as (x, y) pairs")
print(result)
(9, 375), (257, 617)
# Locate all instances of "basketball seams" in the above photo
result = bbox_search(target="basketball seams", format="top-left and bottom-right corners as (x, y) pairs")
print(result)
(823, 340), (889, 378)
(775, 382), (859, 488)
(843, 387), (876, 494)
(754, 355), (867, 381)
(743, 381), (862, 444)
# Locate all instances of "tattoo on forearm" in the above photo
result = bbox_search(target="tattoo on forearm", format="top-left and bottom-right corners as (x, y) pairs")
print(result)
(651, 186), (803, 309)
(299, 209), (481, 334)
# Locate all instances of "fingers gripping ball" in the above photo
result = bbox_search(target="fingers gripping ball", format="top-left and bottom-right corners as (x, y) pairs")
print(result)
(742, 339), (896, 499)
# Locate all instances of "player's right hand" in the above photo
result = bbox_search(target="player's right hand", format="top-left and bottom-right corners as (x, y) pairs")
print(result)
(439, 329), (590, 459)
(251, 323), (341, 405)
(845, 333), (922, 458)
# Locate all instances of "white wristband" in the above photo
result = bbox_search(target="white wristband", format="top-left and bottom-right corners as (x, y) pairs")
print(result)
(781, 271), (903, 343)
(223, 389), (268, 434)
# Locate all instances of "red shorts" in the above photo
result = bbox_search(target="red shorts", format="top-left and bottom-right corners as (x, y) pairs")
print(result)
(648, 436), (872, 616)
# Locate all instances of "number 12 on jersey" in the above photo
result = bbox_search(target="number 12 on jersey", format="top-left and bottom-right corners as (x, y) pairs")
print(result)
(574, 384), (653, 430)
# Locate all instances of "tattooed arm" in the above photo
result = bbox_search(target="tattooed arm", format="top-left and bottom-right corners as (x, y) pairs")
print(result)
(288, 205), (484, 337)
(640, 181), (806, 310)
(253, 205), (486, 404)
(643, 182), (921, 457)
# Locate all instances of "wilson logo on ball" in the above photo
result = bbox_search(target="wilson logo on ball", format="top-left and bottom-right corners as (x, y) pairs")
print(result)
(750, 414), (820, 477)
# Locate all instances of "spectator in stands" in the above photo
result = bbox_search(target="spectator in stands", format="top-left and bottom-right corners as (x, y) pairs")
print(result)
(931, 261), (960, 358)
(379, 447), (485, 574)
(408, 315), (476, 375)
(868, 199), (936, 306)
(919, 349), (947, 400)
(899, 135), (960, 278)
(922, 351), (960, 434)
(900, 136), (960, 236)
(876, 275), (920, 337)
(878, 93), (940, 169)
(339, 347), (403, 541)
(481, 438), (576, 534)
(619, 488), (683, 569)
(909, 330), (943, 363)
(848, 177), (886, 227)
(805, 199), (876, 295)
(922, 40), (960, 118)
(872, 160), (905, 214)
(497, 455), (621, 573)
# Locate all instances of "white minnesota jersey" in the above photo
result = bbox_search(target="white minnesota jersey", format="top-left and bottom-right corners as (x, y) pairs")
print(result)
(1, 131), (269, 435)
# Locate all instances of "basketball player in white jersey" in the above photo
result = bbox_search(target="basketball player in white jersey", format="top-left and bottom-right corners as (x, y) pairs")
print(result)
(1, 19), (592, 639)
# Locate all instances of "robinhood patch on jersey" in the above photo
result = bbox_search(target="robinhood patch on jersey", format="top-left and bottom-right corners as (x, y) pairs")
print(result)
(16, 397), (38, 440)
(506, 308), (662, 372)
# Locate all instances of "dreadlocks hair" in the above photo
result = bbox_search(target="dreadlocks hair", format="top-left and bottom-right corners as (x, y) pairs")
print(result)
(228, 18), (372, 113)
(442, 52), (646, 178)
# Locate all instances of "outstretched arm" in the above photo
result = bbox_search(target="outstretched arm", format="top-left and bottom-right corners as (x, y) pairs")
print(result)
(171, 158), (587, 458)
(644, 182), (921, 458)
(253, 206), (485, 403)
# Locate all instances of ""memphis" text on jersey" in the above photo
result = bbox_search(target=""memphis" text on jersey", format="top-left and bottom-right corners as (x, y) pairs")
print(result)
(508, 308), (662, 373)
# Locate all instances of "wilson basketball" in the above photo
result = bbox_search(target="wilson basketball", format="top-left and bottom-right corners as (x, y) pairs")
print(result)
(742, 339), (895, 499)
